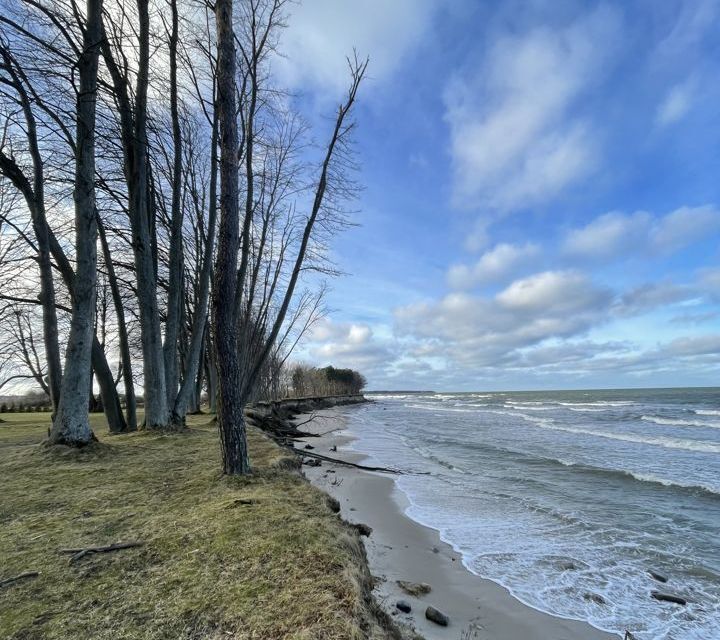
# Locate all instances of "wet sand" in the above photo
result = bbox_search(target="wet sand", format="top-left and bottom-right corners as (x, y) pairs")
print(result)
(297, 407), (620, 640)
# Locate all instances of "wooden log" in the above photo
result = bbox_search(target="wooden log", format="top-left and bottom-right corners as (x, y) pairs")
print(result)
(295, 449), (404, 474)
(0, 571), (39, 588)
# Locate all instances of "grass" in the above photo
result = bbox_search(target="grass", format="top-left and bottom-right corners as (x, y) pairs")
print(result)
(0, 412), (398, 639)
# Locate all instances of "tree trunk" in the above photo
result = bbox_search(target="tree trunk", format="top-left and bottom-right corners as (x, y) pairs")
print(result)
(205, 334), (217, 413)
(163, 0), (184, 412)
(44, 217), (127, 433)
(172, 114), (218, 422)
(0, 48), (63, 414)
(91, 338), (126, 433)
(133, 0), (168, 429)
(49, 0), (103, 446)
(191, 358), (203, 413)
(213, 0), (249, 474)
(35, 214), (63, 415)
(98, 217), (137, 431)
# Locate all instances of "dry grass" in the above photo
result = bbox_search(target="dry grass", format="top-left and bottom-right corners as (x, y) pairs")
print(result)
(0, 412), (397, 639)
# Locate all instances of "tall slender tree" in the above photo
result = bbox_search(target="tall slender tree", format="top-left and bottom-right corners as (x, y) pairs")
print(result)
(213, 0), (246, 474)
(212, 0), (367, 474)
(49, 0), (104, 445)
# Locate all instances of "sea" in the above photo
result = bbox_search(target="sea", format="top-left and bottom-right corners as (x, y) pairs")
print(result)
(343, 388), (720, 640)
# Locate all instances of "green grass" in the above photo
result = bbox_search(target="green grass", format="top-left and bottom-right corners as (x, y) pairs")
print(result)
(0, 412), (397, 639)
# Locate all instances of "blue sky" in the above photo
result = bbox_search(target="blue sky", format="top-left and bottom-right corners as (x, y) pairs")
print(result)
(279, 0), (720, 391)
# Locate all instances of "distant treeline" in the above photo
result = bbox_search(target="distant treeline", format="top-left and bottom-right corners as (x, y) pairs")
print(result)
(0, 361), (367, 413)
(290, 365), (367, 398)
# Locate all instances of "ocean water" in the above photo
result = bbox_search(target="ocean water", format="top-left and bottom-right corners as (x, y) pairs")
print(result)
(344, 388), (720, 640)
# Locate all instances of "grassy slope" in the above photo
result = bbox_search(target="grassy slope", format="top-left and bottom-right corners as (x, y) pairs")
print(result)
(0, 412), (397, 640)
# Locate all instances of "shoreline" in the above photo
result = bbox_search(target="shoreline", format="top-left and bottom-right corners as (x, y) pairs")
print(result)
(296, 406), (620, 640)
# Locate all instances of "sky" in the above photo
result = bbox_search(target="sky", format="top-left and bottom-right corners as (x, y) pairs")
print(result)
(278, 0), (720, 391)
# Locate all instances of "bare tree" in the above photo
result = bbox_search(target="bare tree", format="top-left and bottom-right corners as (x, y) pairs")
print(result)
(48, 0), (104, 445)
(212, 0), (367, 474)
(0, 0), (126, 433)
(0, 43), (63, 412)
(213, 0), (246, 473)
(100, 0), (169, 429)
(162, 0), (185, 411)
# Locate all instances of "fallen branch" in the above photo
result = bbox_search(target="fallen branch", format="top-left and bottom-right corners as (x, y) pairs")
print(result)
(60, 541), (144, 563)
(313, 426), (345, 437)
(297, 449), (404, 474)
(292, 412), (318, 427)
(0, 571), (39, 588)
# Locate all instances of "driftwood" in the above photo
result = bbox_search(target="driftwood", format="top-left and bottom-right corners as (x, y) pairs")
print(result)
(60, 541), (144, 563)
(298, 449), (403, 474)
(0, 571), (39, 588)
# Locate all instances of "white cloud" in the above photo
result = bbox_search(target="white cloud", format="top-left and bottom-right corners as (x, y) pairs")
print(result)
(564, 211), (651, 258)
(447, 242), (539, 288)
(275, 0), (439, 97)
(496, 270), (608, 314)
(614, 282), (697, 316)
(395, 270), (612, 367)
(303, 319), (392, 374)
(444, 6), (621, 211)
(656, 78), (697, 126)
(652, 205), (720, 252)
(390, 266), (720, 382)
(564, 205), (720, 259)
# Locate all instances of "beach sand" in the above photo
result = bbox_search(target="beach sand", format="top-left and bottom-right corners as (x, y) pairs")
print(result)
(297, 407), (620, 640)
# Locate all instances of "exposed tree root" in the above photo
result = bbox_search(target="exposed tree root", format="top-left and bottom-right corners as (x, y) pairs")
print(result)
(60, 541), (144, 563)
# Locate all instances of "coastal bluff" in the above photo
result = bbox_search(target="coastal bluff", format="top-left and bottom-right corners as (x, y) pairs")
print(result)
(244, 394), (368, 442)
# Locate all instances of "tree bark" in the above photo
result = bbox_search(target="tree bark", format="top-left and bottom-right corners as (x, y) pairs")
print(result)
(98, 218), (137, 431)
(91, 338), (126, 433)
(31, 210), (126, 433)
(100, 0), (169, 430)
(49, 0), (104, 446)
(134, 0), (168, 429)
(163, 0), (184, 412)
(172, 113), (218, 422)
(205, 331), (217, 413)
(213, 0), (249, 474)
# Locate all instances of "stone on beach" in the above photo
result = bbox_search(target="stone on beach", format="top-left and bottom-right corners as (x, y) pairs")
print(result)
(353, 522), (373, 536)
(649, 570), (668, 583)
(425, 605), (449, 626)
(583, 592), (607, 605)
(651, 591), (686, 605)
(396, 600), (412, 613)
(397, 580), (432, 596)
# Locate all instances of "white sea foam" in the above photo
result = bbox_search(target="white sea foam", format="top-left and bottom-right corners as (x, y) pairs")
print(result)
(405, 403), (476, 413)
(695, 409), (720, 416)
(531, 420), (720, 453)
(556, 401), (634, 407)
(341, 393), (720, 640)
(641, 415), (720, 429)
(505, 403), (556, 411)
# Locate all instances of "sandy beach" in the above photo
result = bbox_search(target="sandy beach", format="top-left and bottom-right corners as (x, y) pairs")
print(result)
(297, 406), (620, 640)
